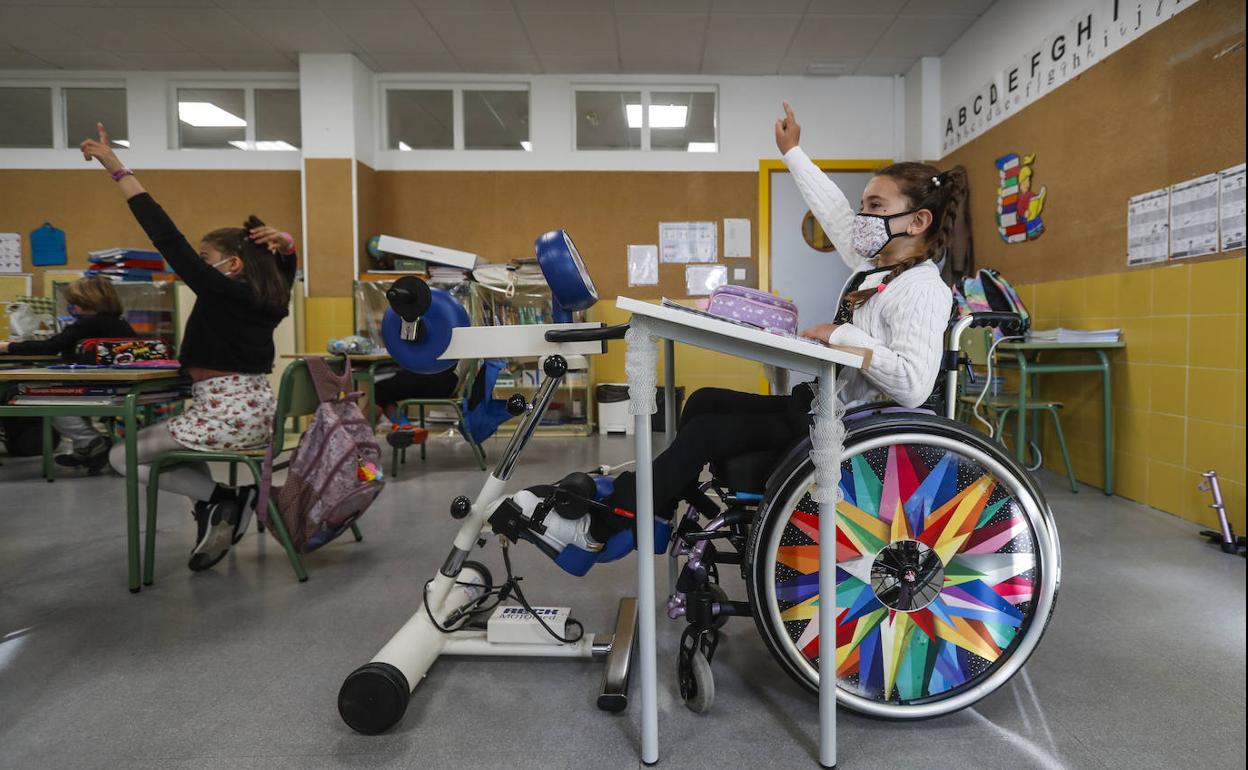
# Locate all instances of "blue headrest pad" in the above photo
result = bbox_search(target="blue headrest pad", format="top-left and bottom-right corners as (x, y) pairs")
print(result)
(381, 288), (469, 374)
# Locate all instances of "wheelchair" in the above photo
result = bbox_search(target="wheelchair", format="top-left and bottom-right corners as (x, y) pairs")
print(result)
(338, 229), (1059, 735)
(663, 311), (1061, 718)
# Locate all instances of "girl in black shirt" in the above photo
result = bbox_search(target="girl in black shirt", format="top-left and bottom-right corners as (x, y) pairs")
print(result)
(81, 123), (296, 572)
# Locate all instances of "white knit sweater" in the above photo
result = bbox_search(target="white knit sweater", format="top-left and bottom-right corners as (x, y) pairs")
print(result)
(783, 146), (953, 409)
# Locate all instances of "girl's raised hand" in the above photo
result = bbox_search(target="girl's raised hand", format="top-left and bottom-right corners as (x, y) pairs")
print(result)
(774, 101), (801, 155)
(80, 122), (123, 173)
(249, 225), (294, 255)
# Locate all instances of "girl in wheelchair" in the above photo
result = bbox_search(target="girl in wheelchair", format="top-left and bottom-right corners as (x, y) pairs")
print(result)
(500, 101), (964, 556)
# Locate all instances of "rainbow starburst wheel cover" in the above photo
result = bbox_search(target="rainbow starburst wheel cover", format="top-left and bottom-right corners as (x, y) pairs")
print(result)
(770, 439), (1042, 706)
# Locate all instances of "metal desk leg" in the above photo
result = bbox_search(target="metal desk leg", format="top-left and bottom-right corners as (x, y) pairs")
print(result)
(363, 366), (379, 430)
(634, 409), (659, 765)
(123, 394), (142, 593)
(1014, 351), (1029, 463)
(663, 340), (677, 440)
(1098, 350), (1113, 495)
(41, 416), (55, 482)
(816, 366), (838, 768)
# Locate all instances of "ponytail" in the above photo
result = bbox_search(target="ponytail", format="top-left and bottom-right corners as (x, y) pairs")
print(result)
(844, 162), (969, 310)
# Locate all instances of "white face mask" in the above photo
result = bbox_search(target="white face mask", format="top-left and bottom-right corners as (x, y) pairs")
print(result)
(208, 256), (237, 276)
(852, 210), (915, 260)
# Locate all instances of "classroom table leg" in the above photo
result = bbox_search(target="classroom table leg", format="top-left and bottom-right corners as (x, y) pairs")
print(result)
(1099, 350), (1113, 495)
(41, 416), (54, 482)
(123, 395), (142, 593)
(816, 364), (838, 769)
(663, 340), (677, 442)
(1014, 352), (1029, 464)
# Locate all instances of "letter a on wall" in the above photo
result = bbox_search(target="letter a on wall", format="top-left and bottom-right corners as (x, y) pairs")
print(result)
(995, 153), (1047, 243)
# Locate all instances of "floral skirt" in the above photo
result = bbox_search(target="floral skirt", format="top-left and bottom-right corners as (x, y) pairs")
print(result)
(168, 374), (276, 452)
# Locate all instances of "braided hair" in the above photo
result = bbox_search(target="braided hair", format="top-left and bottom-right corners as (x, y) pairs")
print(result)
(843, 162), (969, 311)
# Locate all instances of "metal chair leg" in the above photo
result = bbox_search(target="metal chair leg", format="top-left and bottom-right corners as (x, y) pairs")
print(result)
(350, 523), (363, 542)
(143, 461), (163, 586)
(1047, 407), (1078, 493)
(244, 458), (306, 582)
(419, 404), (427, 461)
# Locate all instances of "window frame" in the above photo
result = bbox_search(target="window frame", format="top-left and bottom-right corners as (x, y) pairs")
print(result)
(0, 78), (127, 150)
(570, 83), (718, 153)
(167, 78), (299, 151)
(377, 80), (531, 153)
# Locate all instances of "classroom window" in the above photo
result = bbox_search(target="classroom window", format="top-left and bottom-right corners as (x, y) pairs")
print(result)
(64, 88), (128, 148)
(177, 87), (247, 150)
(386, 89), (454, 150)
(253, 88), (301, 151)
(574, 87), (717, 152)
(649, 91), (717, 152)
(463, 89), (530, 151)
(0, 87), (53, 148)
(575, 90), (641, 150)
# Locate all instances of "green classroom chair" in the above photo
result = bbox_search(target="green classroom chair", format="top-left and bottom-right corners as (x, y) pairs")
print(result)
(389, 359), (488, 477)
(142, 358), (363, 586)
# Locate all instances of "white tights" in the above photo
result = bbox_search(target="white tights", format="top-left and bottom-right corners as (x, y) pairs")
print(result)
(107, 423), (217, 502)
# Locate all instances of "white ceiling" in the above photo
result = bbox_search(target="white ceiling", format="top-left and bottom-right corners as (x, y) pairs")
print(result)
(0, 0), (994, 77)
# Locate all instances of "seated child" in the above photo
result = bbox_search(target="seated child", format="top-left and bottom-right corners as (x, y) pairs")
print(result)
(0, 276), (137, 471)
(496, 102), (960, 560)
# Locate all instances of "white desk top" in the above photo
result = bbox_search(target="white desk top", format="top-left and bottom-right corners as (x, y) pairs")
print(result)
(615, 296), (869, 375)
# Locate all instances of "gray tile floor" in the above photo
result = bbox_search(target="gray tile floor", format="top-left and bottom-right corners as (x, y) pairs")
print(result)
(1, 434), (1244, 770)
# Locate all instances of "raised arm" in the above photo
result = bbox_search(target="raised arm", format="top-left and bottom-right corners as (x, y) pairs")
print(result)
(774, 102), (865, 272)
(79, 123), (234, 297)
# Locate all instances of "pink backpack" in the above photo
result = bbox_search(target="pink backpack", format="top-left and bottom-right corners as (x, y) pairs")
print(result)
(257, 357), (384, 553)
(707, 285), (799, 335)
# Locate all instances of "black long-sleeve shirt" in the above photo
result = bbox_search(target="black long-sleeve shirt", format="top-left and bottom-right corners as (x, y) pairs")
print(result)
(7, 313), (137, 360)
(127, 193), (294, 374)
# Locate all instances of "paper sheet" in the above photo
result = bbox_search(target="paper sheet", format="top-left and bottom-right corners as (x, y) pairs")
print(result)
(685, 264), (727, 296)
(1219, 163), (1246, 252)
(1169, 173), (1220, 259)
(723, 218), (751, 258)
(627, 244), (658, 286)
(660, 221), (717, 264)
(0, 233), (20, 274)
(1126, 188), (1170, 266)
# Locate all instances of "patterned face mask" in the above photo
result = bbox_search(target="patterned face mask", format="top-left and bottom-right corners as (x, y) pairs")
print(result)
(852, 210), (916, 260)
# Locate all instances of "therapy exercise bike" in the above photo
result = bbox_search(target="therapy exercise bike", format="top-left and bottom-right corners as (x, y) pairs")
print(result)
(338, 230), (1061, 735)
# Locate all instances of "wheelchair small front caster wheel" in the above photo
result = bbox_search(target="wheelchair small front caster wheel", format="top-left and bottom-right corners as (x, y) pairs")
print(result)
(678, 626), (718, 714)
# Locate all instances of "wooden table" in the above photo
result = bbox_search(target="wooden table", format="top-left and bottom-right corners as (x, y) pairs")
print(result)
(0, 354), (60, 369)
(996, 341), (1126, 495)
(281, 352), (396, 428)
(0, 367), (188, 592)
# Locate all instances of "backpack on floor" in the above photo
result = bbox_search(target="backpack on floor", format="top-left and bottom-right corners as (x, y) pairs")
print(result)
(256, 357), (384, 553)
(952, 268), (1031, 339)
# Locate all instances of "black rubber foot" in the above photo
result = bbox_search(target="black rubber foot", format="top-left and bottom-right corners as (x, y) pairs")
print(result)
(597, 693), (628, 713)
(129, 588), (139, 594)
(339, 662), (411, 735)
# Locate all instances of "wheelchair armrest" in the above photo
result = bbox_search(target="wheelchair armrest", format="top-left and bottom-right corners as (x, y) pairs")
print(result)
(968, 311), (1028, 337)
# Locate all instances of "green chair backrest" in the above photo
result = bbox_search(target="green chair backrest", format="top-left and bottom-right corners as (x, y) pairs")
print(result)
(271, 357), (348, 450)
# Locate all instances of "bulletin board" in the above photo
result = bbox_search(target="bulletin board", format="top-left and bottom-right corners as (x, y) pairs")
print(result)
(940, 0), (1246, 284)
(369, 170), (758, 300)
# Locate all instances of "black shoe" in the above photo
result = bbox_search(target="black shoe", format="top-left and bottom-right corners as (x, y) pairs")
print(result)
(188, 498), (240, 571)
(55, 436), (111, 471)
(232, 485), (258, 545)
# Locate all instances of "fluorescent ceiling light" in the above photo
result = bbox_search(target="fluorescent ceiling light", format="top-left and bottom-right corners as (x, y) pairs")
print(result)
(228, 140), (298, 151)
(520, 141), (532, 151)
(625, 103), (689, 129)
(398, 141), (412, 151)
(687, 142), (717, 152)
(113, 139), (130, 148)
(178, 101), (246, 127)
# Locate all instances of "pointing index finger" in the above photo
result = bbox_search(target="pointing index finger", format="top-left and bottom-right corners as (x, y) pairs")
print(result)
(97, 122), (109, 144)
(782, 101), (794, 121)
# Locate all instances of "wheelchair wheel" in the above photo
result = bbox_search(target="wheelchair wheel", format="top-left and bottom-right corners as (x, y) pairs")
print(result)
(745, 414), (1060, 719)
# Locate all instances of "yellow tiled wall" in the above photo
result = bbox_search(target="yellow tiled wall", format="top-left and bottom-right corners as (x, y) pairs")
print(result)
(1013, 256), (1245, 531)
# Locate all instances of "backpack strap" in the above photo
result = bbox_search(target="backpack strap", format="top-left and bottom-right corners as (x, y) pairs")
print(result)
(304, 355), (353, 403)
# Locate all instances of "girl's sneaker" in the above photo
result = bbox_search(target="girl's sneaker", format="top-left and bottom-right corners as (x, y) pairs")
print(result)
(232, 485), (258, 544)
(188, 498), (240, 571)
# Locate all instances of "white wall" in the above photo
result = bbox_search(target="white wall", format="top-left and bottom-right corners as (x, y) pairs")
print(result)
(903, 57), (941, 161)
(1, 66), (904, 172)
(939, 0), (1088, 121)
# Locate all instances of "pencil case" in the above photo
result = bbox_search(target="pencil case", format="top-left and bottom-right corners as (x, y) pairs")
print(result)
(706, 285), (798, 335)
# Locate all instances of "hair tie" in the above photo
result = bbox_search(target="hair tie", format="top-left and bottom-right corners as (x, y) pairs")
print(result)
(931, 175), (942, 187)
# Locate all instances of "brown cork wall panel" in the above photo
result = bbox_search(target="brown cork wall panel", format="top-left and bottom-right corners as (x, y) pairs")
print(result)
(0, 169), (301, 292)
(304, 158), (356, 298)
(356, 160), (378, 274)
(371, 170), (758, 299)
(942, 0), (1245, 285)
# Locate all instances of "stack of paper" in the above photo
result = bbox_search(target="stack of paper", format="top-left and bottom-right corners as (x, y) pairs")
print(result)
(86, 248), (169, 282)
(1027, 327), (1121, 343)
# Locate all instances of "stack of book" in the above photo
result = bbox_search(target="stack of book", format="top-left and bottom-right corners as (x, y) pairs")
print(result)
(8, 383), (182, 406)
(86, 248), (170, 282)
(1027, 328), (1122, 343)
